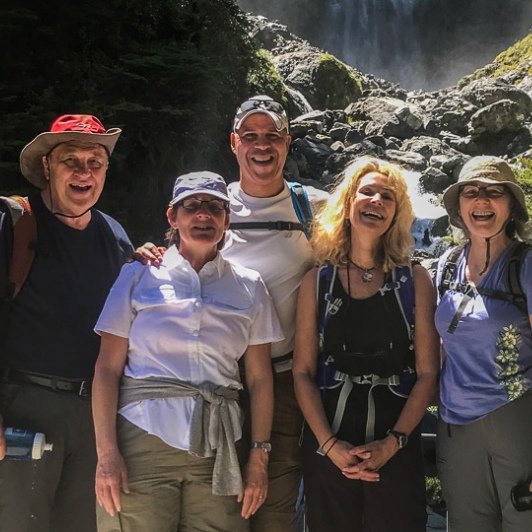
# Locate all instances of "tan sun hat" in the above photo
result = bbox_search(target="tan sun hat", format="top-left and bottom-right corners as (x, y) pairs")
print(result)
(442, 155), (528, 229)
(20, 114), (122, 189)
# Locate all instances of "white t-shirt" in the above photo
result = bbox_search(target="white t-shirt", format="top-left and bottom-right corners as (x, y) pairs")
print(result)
(223, 180), (326, 359)
(95, 246), (283, 450)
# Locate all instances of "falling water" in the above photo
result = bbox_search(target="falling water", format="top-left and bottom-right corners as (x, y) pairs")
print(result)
(325, 0), (424, 89)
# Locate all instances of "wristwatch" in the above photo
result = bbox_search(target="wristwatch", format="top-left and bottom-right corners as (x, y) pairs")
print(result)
(386, 429), (408, 449)
(251, 441), (272, 453)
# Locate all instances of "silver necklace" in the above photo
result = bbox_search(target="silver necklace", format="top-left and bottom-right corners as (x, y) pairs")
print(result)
(348, 258), (375, 283)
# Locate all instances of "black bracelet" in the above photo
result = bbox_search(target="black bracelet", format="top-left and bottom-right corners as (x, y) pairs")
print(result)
(316, 434), (336, 456)
(324, 437), (339, 456)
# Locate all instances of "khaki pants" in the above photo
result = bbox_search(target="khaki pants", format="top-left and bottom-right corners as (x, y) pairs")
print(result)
(97, 416), (249, 532)
(241, 370), (304, 532)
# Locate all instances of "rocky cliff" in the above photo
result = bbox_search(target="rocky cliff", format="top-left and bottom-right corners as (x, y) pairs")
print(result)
(247, 16), (532, 251)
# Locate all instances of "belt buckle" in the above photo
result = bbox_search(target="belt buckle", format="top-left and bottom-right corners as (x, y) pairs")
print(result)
(79, 380), (91, 397)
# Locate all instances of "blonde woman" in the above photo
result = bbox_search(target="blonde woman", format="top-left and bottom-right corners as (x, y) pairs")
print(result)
(293, 157), (439, 531)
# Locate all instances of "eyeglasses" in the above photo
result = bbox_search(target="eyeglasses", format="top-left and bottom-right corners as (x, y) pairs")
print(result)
(233, 98), (289, 132)
(459, 184), (507, 200)
(178, 198), (228, 214)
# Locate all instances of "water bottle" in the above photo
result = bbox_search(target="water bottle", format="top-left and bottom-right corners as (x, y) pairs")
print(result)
(4, 428), (53, 460)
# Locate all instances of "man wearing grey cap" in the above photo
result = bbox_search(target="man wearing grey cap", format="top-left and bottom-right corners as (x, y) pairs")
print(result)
(0, 115), (134, 531)
(226, 96), (325, 532)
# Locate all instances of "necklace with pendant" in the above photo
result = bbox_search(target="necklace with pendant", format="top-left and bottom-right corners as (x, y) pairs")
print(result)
(348, 258), (376, 283)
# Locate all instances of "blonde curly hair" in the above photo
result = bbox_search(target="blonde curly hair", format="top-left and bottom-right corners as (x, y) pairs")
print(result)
(311, 156), (415, 271)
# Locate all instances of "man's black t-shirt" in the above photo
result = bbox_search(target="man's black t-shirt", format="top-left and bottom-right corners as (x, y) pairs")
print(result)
(0, 194), (134, 378)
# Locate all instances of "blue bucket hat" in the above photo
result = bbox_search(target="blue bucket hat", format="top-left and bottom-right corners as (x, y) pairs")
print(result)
(169, 171), (229, 206)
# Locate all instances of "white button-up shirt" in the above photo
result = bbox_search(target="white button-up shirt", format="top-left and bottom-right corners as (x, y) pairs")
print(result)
(95, 246), (283, 450)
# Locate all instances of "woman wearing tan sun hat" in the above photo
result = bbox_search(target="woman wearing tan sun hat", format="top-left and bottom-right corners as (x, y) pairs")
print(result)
(434, 156), (532, 531)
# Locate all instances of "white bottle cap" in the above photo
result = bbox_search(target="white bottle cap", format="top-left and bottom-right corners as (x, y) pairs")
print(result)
(32, 432), (53, 459)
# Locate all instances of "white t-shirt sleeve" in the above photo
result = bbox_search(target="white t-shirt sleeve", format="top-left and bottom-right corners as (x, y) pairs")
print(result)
(248, 276), (285, 346)
(95, 262), (141, 338)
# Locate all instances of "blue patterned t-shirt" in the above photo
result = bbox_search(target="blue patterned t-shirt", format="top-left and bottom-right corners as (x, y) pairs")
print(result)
(435, 240), (532, 424)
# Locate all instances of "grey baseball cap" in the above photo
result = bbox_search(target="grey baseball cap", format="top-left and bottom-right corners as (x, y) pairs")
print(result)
(232, 95), (289, 133)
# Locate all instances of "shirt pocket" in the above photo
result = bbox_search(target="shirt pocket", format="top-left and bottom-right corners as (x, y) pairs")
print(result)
(135, 285), (191, 310)
(204, 289), (254, 312)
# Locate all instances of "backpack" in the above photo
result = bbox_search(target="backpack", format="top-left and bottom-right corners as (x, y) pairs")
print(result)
(1, 196), (37, 300)
(315, 262), (417, 441)
(229, 182), (313, 240)
(0, 196), (37, 338)
(436, 241), (530, 333)
(0, 195), (132, 334)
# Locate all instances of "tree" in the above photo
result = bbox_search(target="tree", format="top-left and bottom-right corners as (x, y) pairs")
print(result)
(0, 0), (257, 242)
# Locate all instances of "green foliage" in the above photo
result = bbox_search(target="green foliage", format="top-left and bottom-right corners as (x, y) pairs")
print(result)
(0, 0), (259, 243)
(246, 49), (286, 103)
(459, 32), (532, 88)
(425, 476), (444, 507)
(314, 53), (363, 109)
(514, 156), (532, 223)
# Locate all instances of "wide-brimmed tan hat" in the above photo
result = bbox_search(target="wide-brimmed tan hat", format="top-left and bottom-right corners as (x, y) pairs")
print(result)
(20, 114), (121, 189)
(442, 155), (528, 229)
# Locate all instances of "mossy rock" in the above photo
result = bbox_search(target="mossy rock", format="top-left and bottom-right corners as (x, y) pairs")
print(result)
(459, 32), (532, 88)
(246, 49), (287, 104)
(314, 53), (363, 110)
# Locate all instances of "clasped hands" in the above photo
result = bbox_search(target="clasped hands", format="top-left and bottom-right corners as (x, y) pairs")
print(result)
(327, 436), (399, 482)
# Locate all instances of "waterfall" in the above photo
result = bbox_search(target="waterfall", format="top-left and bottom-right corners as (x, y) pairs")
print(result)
(286, 87), (313, 115)
(404, 170), (448, 252)
(325, 0), (424, 89)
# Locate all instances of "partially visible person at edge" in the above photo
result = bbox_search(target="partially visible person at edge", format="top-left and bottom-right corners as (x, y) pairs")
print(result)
(0, 115), (134, 531)
(435, 156), (532, 531)
(293, 156), (440, 531)
(92, 171), (281, 531)
(139, 96), (327, 531)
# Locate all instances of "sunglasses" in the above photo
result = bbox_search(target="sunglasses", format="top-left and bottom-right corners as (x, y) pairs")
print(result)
(234, 99), (289, 131)
(238, 99), (285, 115)
(459, 184), (507, 200)
(178, 198), (228, 214)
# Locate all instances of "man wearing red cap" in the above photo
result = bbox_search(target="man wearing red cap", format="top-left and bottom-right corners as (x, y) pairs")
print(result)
(0, 115), (134, 531)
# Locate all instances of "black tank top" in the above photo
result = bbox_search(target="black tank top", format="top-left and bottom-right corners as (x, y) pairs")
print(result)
(323, 272), (411, 377)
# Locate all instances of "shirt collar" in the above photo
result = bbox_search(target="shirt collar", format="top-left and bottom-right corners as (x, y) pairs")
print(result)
(163, 245), (225, 278)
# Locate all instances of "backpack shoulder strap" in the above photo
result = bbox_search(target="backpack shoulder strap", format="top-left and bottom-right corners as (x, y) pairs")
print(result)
(505, 241), (530, 313)
(317, 263), (339, 347)
(289, 182), (313, 240)
(380, 264), (415, 341)
(477, 241), (531, 314)
(439, 243), (467, 298)
(1, 195), (37, 299)
(229, 182), (313, 237)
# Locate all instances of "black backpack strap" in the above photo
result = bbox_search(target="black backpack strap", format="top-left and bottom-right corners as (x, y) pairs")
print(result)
(230, 182), (313, 237)
(439, 244), (467, 298)
(229, 221), (306, 232)
(476, 241), (530, 314)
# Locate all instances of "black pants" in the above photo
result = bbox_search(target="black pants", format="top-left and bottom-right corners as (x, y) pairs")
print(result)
(302, 384), (427, 532)
(0, 381), (97, 532)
